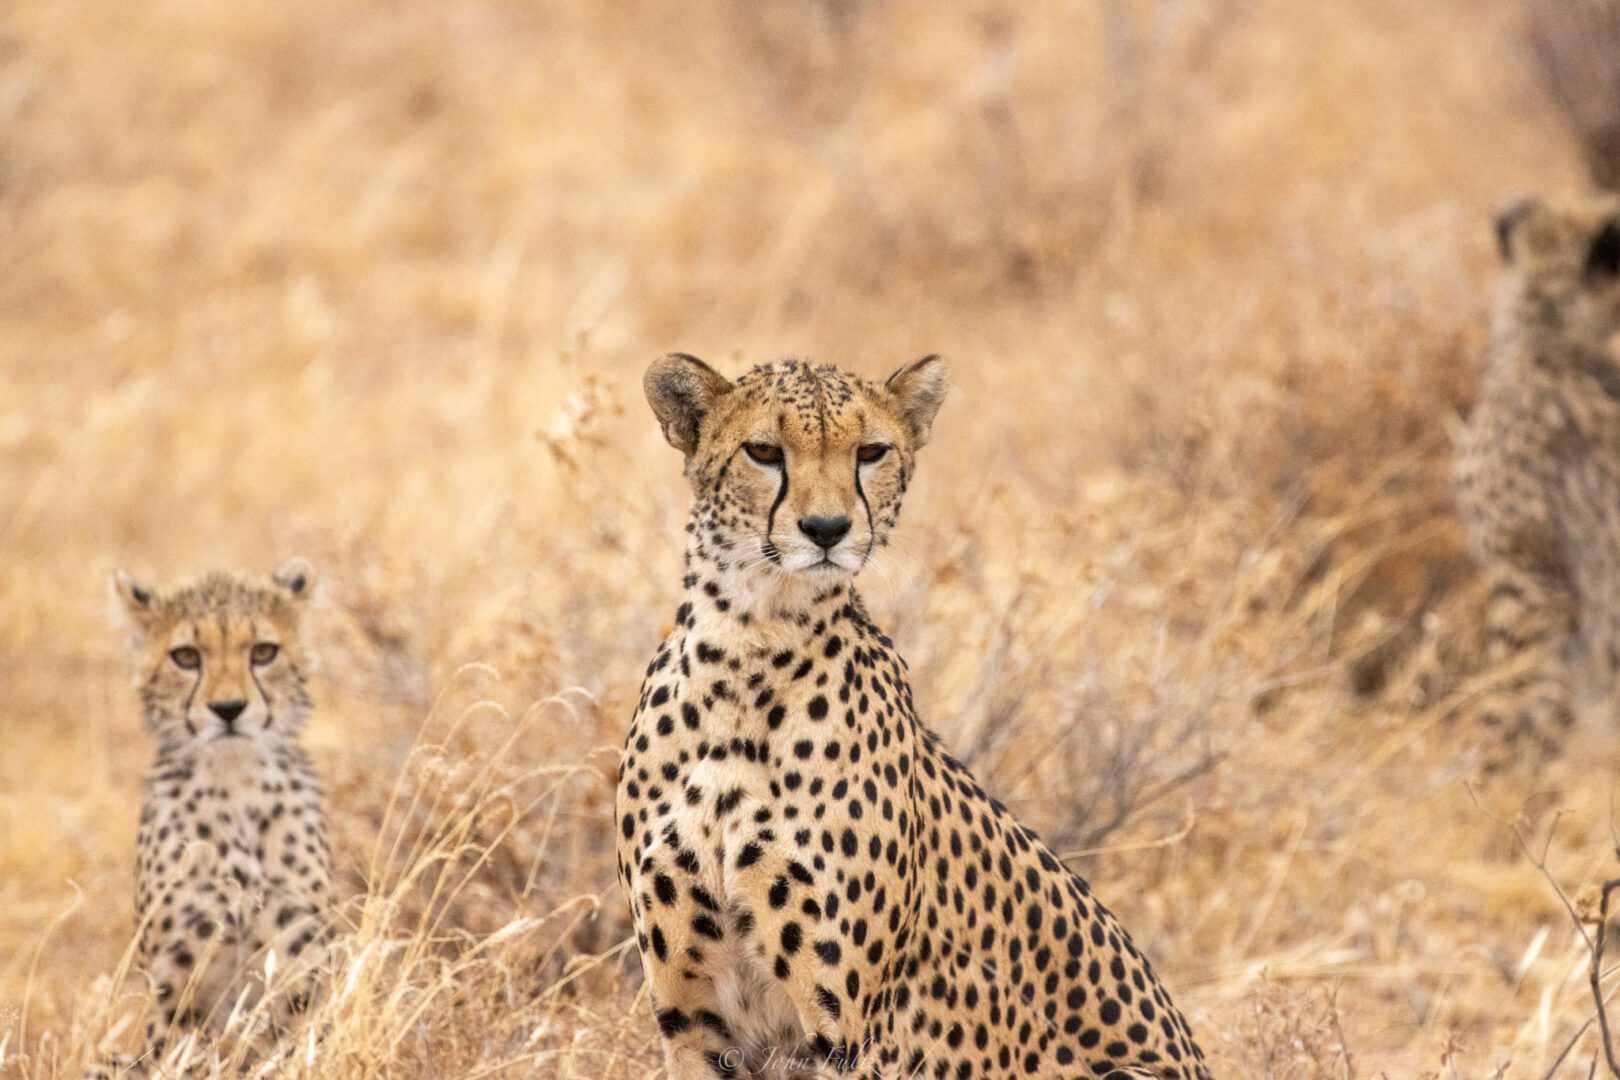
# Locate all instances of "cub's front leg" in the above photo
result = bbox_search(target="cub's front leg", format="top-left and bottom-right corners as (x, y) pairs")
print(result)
(134, 849), (245, 1060)
(245, 888), (331, 1030)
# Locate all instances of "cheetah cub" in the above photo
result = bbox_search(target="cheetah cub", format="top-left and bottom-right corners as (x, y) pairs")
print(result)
(109, 560), (333, 1068)
(617, 356), (1209, 1080)
(1456, 194), (1620, 765)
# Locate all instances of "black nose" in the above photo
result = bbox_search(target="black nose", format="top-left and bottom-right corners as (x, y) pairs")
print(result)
(799, 515), (852, 550)
(209, 699), (247, 724)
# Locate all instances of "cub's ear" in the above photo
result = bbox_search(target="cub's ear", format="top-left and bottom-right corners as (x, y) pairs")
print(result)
(1495, 198), (1537, 263)
(1587, 217), (1620, 278)
(272, 557), (316, 603)
(110, 570), (158, 635)
(884, 354), (950, 448)
(645, 353), (732, 454)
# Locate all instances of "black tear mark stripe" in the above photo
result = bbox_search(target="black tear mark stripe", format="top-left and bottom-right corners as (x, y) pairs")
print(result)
(765, 463), (790, 563)
(764, 416), (791, 564)
(854, 461), (875, 566)
(250, 665), (274, 730)
(249, 616), (275, 729)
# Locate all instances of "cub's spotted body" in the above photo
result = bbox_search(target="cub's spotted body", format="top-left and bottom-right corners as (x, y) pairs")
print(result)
(1456, 194), (1620, 763)
(617, 356), (1208, 1079)
(110, 561), (332, 1068)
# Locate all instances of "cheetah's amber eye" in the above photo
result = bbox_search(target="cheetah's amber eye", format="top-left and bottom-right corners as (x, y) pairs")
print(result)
(170, 646), (201, 671)
(744, 443), (784, 466)
(857, 444), (890, 464)
(250, 642), (280, 666)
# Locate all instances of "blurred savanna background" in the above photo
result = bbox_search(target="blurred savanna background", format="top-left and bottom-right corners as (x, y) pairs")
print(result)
(5, 0), (1620, 1075)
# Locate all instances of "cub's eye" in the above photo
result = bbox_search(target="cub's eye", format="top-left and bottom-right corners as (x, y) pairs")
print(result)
(250, 642), (280, 666)
(857, 444), (890, 464)
(744, 443), (784, 466)
(170, 646), (201, 671)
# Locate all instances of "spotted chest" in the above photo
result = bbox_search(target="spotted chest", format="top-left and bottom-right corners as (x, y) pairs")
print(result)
(1458, 358), (1620, 559)
(620, 599), (919, 874)
(616, 593), (926, 1054)
(135, 739), (331, 999)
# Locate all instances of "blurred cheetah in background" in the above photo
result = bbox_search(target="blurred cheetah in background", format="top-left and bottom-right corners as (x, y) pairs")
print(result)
(1456, 193), (1620, 765)
(105, 560), (332, 1072)
(617, 355), (1209, 1079)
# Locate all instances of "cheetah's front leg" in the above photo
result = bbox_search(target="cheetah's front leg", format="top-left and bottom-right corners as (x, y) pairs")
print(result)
(1473, 562), (1577, 767)
(719, 821), (887, 1079)
(134, 883), (247, 1066)
(628, 832), (757, 1080)
(239, 892), (331, 1042)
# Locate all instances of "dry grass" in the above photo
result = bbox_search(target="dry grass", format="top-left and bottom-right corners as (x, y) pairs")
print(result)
(2, 0), (1619, 1076)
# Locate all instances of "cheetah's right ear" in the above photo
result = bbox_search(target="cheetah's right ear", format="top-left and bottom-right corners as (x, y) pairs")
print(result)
(110, 570), (158, 634)
(645, 353), (732, 455)
(885, 355), (951, 449)
(272, 557), (316, 604)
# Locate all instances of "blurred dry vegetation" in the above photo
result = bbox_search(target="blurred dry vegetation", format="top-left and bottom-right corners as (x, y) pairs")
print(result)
(3, 0), (1620, 1076)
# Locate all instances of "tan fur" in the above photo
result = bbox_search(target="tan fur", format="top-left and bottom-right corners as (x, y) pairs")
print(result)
(106, 560), (331, 1073)
(621, 357), (1208, 1079)
(1456, 193), (1620, 767)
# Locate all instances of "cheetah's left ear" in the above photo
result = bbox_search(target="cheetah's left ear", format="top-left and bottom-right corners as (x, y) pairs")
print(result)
(1495, 198), (1536, 263)
(110, 570), (159, 634)
(646, 353), (733, 455)
(272, 557), (316, 604)
(884, 355), (950, 449)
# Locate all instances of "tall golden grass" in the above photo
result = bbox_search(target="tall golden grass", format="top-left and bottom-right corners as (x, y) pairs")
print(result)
(1, 0), (1618, 1075)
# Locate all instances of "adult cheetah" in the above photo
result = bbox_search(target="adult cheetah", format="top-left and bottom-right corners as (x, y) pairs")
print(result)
(616, 355), (1210, 1079)
(107, 560), (333, 1069)
(1455, 194), (1620, 764)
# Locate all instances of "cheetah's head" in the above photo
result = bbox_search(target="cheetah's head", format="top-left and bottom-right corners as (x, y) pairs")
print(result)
(1495, 193), (1620, 340)
(111, 559), (317, 745)
(645, 355), (949, 586)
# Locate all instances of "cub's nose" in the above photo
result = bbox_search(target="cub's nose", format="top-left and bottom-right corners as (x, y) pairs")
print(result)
(209, 699), (247, 724)
(799, 515), (852, 550)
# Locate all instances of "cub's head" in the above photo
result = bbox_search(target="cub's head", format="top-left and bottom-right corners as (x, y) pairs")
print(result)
(111, 559), (317, 745)
(1495, 193), (1620, 340)
(646, 355), (949, 583)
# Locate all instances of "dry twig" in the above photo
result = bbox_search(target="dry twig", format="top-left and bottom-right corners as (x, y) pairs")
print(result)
(1468, 785), (1620, 1078)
